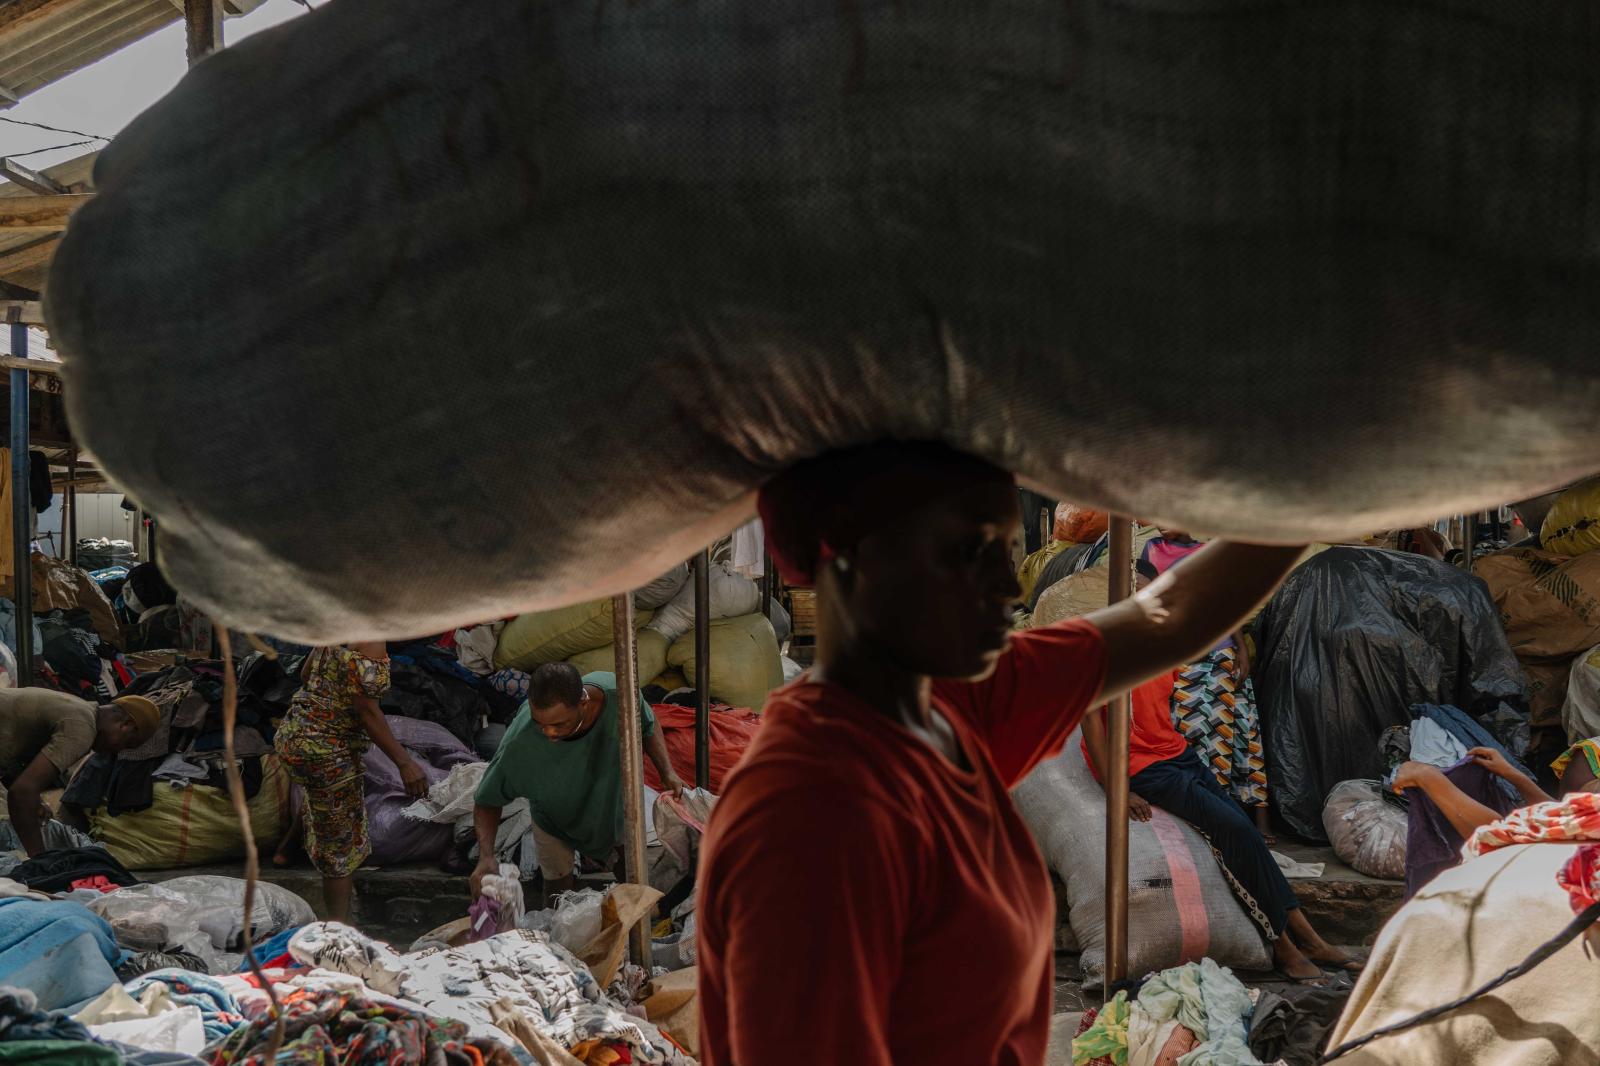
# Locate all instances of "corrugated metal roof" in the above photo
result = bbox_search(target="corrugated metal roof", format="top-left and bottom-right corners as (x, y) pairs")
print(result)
(0, 0), (264, 106)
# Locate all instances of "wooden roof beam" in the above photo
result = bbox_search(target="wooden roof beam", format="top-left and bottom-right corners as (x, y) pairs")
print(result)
(0, 299), (43, 324)
(0, 234), (60, 275)
(0, 157), (77, 195)
(0, 193), (90, 230)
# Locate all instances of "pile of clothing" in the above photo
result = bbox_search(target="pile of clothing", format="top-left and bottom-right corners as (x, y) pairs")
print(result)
(384, 633), (520, 748)
(1072, 959), (1349, 1066)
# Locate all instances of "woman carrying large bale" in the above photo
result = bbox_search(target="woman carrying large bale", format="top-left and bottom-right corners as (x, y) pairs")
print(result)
(696, 441), (1305, 1066)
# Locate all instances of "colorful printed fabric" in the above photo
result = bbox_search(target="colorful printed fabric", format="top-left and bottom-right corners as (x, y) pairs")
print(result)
(1072, 992), (1129, 1066)
(1467, 792), (1600, 857)
(276, 747), (370, 878)
(277, 646), (390, 747)
(206, 988), (475, 1065)
(1170, 646), (1268, 808)
(125, 969), (245, 1045)
(1551, 737), (1600, 782)
(1558, 843), (1600, 915)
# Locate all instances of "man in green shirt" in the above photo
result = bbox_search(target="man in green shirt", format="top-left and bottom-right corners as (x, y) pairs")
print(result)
(470, 663), (686, 900)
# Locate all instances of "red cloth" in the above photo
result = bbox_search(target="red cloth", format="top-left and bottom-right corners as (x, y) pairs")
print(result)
(68, 876), (119, 893)
(1559, 843), (1600, 914)
(698, 619), (1106, 1066)
(641, 704), (762, 794)
(1081, 668), (1188, 780)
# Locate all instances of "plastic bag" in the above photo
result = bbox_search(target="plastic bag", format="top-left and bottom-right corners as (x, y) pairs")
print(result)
(87, 883), (203, 953)
(649, 788), (716, 893)
(1053, 504), (1109, 544)
(1254, 547), (1529, 841)
(1322, 780), (1408, 881)
(548, 888), (606, 954)
(153, 875), (316, 949)
(364, 716), (480, 865)
(1542, 476), (1600, 557)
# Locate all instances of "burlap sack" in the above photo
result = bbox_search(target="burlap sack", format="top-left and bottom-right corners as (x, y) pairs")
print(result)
(46, 0), (1600, 640)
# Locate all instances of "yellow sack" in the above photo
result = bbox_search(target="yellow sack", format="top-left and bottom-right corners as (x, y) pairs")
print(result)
(648, 669), (690, 692)
(1543, 476), (1600, 558)
(567, 629), (669, 686)
(89, 756), (289, 870)
(494, 600), (655, 670)
(1016, 540), (1070, 605)
(667, 613), (783, 711)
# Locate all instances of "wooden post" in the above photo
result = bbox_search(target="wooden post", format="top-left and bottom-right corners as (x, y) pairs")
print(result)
(65, 448), (76, 566)
(8, 322), (29, 685)
(1103, 515), (1133, 994)
(610, 591), (651, 968)
(694, 549), (712, 790)
(185, 0), (223, 66)
(1040, 507), (1051, 553)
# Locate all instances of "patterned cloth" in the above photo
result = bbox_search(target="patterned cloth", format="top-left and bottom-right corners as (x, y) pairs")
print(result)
(279, 748), (369, 878)
(1558, 843), (1600, 915)
(124, 970), (245, 1045)
(488, 668), (530, 703)
(1072, 992), (1129, 1066)
(205, 987), (476, 1065)
(1551, 737), (1600, 782)
(1467, 792), (1600, 857)
(1170, 646), (1268, 808)
(275, 647), (389, 879)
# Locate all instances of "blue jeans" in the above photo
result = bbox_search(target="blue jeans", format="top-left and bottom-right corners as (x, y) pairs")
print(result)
(1131, 748), (1297, 940)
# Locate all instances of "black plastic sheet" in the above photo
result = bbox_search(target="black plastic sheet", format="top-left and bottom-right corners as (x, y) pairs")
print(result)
(1254, 547), (1529, 841)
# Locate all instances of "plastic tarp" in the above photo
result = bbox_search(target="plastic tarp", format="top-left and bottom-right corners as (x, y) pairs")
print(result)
(364, 716), (482, 865)
(1254, 547), (1529, 841)
(640, 705), (761, 794)
(45, 1), (1600, 643)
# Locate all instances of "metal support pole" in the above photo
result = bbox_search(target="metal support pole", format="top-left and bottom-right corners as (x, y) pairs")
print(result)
(65, 449), (76, 566)
(1462, 512), (1478, 573)
(8, 323), (30, 686)
(1103, 514), (1133, 995)
(1040, 507), (1051, 552)
(693, 549), (712, 790)
(610, 591), (651, 968)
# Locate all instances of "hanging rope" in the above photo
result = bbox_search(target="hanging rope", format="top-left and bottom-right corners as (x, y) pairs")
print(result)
(1321, 900), (1600, 1062)
(217, 627), (285, 1060)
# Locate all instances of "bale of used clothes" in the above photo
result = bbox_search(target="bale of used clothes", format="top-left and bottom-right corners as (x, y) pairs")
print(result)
(47, 0), (1600, 642)
(665, 613), (783, 712)
(1255, 547), (1529, 841)
(31, 553), (122, 650)
(567, 630), (670, 692)
(85, 756), (289, 870)
(1321, 780), (1408, 882)
(1477, 547), (1600, 732)
(364, 716), (481, 866)
(1541, 476), (1600, 558)
(7, 847), (138, 894)
(1325, 843), (1600, 1065)
(494, 601), (657, 672)
(1564, 645), (1600, 744)
(1014, 729), (1272, 982)
(381, 639), (495, 745)
(644, 561), (761, 645)
(0, 899), (122, 1011)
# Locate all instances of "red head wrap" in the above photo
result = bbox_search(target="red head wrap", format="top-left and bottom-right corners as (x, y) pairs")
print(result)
(756, 440), (1016, 587)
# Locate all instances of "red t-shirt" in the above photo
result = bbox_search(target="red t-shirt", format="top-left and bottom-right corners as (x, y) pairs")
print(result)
(697, 619), (1107, 1066)
(1082, 668), (1188, 781)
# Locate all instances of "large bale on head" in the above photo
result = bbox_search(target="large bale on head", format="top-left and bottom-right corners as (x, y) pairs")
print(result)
(45, 0), (1600, 641)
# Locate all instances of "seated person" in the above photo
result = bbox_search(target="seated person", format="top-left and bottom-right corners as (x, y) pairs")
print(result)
(1392, 735), (1599, 842)
(1082, 665), (1359, 983)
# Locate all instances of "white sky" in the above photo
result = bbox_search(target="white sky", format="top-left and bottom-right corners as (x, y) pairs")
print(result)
(0, 0), (311, 174)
